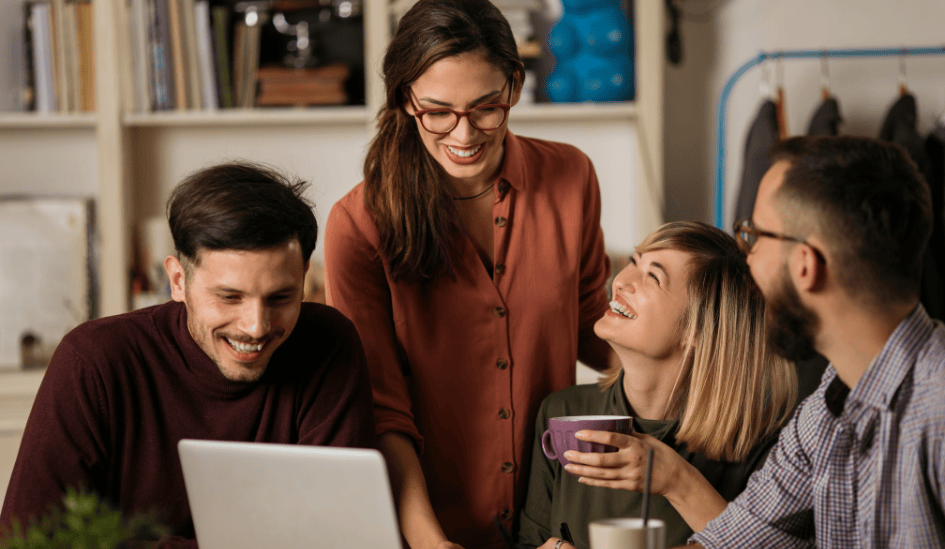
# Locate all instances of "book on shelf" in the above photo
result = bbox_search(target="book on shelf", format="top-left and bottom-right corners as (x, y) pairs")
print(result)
(0, 0), (29, 111)
(62, 0), (80, 111)
(193, 0), (217, 109)
(179, 0), (202, 109)
(28, 1), (56, 112)
(121, 2), (363, 112)
(255, 64), (349, 107)
(75, 0), (94, 111)
(20, 0), (36, 111)
(210, 4), (233, 108)
(233, 17), (262, 108)
(165, 0), (187, 108)
(231, 18), (245, 107)
(117, 0), (137, 111)
(129, 0), (152, 111)
(16, 0), (94, 114)
(150, 0), (176, 110)
(50, 0), (68, 111)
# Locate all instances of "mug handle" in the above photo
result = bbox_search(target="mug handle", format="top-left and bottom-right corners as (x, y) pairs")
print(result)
(541, 429), (556, 459)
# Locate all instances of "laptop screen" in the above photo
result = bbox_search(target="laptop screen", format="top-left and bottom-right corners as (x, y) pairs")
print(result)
(178, 439), (402, 549)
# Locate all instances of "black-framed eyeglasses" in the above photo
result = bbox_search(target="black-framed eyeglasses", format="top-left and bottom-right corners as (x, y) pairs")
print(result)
(733, 218), (823, 262)
(407, 80), (513, 134)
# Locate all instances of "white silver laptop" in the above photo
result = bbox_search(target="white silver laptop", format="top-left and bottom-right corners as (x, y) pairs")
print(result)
(178, 439), (402, 549)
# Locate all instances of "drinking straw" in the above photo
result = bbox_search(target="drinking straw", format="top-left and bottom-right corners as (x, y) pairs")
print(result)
(642, 448), (654, 527)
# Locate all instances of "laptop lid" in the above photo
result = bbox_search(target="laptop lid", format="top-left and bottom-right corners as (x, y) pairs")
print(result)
(178, 439), (402, 549)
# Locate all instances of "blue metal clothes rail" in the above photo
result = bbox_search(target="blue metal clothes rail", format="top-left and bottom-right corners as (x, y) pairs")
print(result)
(714, 45), (945, 229)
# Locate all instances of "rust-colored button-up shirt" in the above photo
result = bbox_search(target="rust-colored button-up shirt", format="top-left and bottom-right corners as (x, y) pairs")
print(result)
(324, 132), (612, 548)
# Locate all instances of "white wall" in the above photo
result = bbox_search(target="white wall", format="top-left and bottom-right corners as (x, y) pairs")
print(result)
(664, 0), (945, 227)
(0, 129), (97, 196)
(129, 124), (371, 263)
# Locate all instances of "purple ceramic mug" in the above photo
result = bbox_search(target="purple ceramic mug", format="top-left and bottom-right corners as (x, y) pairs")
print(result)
(541, 415), (633, 472)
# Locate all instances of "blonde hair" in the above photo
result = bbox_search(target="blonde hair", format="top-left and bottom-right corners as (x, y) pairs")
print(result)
(600, 221), (796, 462)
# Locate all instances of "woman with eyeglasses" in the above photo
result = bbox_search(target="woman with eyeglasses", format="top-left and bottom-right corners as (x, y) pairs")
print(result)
(517, 221), (797, 549)
(323, 1), (615, 548)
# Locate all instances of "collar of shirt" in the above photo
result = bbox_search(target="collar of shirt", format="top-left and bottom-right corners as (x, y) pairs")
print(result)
(607, 370), (679, 442)
(822, 304), (935, 422)
(846, 304), (936, 412)
(496, 131), (527, 192)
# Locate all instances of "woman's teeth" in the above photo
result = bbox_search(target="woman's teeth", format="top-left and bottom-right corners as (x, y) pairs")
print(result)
(227, 338), (263, 353)
(609, 300), (636, 319)
(447, 144), (481, 158)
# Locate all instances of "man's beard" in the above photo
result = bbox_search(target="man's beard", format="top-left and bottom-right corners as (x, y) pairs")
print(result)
(765, 265), (820, 362)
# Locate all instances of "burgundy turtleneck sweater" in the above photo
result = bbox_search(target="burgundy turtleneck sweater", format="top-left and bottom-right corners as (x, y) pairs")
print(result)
(1, 300), (375, 547)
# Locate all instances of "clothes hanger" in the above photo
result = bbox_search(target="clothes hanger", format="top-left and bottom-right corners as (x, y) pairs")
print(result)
(774, 54), (788, 138)
(898, 50), (909, 97)
(759, 58), (773, 101)
(820, 53), (831, 100)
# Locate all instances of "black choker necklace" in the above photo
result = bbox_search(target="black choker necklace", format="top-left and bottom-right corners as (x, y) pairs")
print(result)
(452, 183), (495, 201)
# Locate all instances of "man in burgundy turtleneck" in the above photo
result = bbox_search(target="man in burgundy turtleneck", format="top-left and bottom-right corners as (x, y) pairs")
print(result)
(0, 162), (375, 548)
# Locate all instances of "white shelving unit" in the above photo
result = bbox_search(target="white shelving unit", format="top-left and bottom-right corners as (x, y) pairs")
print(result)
(2, 0), (664, 326)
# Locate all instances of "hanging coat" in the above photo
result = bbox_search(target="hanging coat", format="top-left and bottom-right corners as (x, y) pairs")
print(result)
(924, 124), (945, 315)
(878, 93), (944, 321)
(807, 96), (842, 136)
(735, 99), (780, 223)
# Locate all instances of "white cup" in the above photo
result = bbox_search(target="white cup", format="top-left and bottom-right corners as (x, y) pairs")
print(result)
(588, 518), (666, 549)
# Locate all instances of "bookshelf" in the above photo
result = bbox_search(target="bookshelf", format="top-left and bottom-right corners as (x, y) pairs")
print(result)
(0, 0), (662, 503)
(2, 0), (664, 317)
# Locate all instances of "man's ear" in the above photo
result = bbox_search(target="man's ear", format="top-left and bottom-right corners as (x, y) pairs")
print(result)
(165, 255), (187, 302)
(789, 242), (826, 293)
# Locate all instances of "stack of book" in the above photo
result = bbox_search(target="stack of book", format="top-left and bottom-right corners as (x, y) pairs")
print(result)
(21, 0), (96, 113)
(255, 63), (349, 107)
(120, 1), (354, 111)
(121, 0), (228, 111)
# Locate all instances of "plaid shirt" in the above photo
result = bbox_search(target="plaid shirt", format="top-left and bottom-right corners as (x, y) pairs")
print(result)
(691, 305), (945, 549)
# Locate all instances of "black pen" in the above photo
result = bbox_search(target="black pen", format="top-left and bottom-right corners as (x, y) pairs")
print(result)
(559, 522), (574, 545)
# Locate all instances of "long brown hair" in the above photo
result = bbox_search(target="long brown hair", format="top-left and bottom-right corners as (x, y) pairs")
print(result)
(601, 221), (797, 461)
(363, 0), (524, 282)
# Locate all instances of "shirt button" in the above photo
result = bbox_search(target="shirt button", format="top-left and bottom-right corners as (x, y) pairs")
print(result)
(494, 262), (506, 274)
(499, 408), (511, 419)
(493, 306), (506, 318)
(495, 216), (507, 227)
(496, 358), (509, 369)
(500, 508), (512, 520)
(501, 462), (515, 473)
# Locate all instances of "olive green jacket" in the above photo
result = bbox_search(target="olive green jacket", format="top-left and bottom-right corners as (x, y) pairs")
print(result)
(515, 371), (778, 549)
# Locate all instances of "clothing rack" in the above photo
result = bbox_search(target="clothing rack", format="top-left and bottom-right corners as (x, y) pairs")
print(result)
(714, 45), (945, 229)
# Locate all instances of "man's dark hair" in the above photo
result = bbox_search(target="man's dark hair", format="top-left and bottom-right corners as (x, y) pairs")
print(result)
(166, 161), (318, 270)
(771, 135), (932, 306)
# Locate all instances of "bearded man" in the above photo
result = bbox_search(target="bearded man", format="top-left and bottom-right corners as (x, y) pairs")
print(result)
(684, 135), (945, 548)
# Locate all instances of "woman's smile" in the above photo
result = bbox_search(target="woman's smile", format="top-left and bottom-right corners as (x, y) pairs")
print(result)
(444, 143), (485, 164)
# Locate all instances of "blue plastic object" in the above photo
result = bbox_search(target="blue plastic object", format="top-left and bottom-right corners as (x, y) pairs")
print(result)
(545, 1), (635, 103)
(560, 0), (612, 14)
